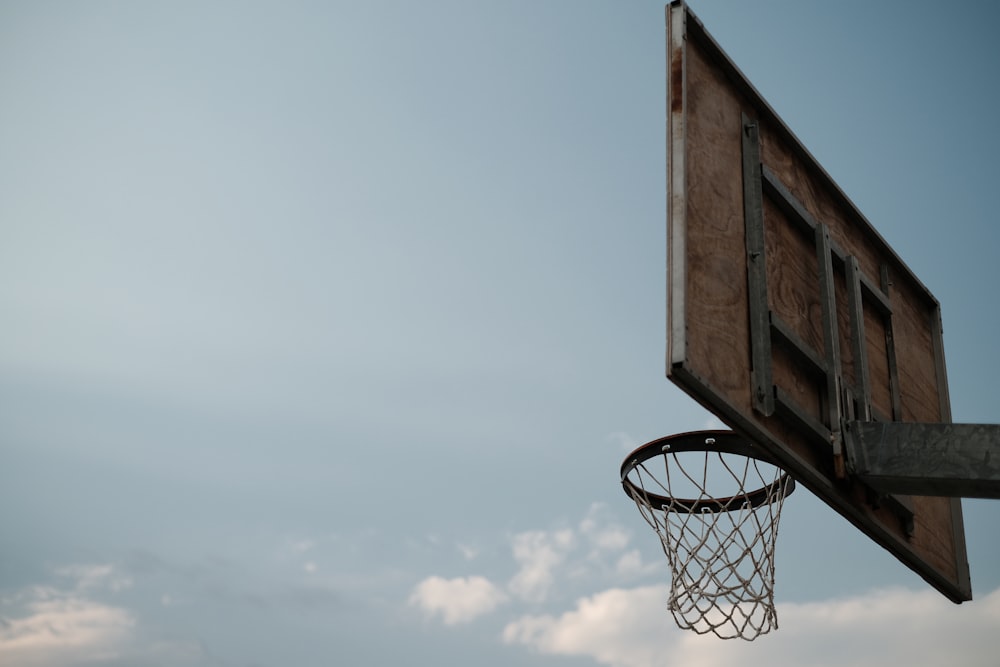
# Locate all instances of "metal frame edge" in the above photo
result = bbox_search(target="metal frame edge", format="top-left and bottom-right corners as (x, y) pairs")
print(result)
(667, 1), (688, 372)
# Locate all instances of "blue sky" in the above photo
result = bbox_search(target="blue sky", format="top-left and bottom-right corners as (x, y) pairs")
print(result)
(1, 1), (998, 665)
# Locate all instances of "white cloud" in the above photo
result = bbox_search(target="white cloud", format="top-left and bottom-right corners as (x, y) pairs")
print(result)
(503, 584), (1000, 667)
(587, 526), (630, 552)
(579, 504), (630, 553)
(0, 562), (219, 667)
(416, 507), (643, 619)
(53, 563), (132, 593)
(0, 563), (138, 666)
(290, 539), (315, 554)
(0, 587), (135, 667)
(608, 432), (639, 453)
(409, 576), (508, 625)
(457, 543), (479, 560)
(614, 550), (661, 579)
(508, 529), (575, 603)
(503, 585), (667, 667)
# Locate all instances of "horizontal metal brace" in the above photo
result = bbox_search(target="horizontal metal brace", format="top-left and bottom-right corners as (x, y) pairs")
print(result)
(775, 388), (831, 449)
(845, 421), (1000, 499)
(859, 271), (893, 316)
(770, 313), (827, 378)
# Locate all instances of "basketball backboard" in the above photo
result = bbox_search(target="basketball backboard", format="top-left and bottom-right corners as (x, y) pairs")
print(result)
(665, 1), (971, 602)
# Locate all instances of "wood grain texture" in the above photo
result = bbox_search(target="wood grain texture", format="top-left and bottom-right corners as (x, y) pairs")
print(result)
(683, 26), (751, 402)
(763, 197), (823, 354)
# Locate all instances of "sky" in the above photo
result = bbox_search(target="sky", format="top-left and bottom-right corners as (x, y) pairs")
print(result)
(1, 1), (999, 665)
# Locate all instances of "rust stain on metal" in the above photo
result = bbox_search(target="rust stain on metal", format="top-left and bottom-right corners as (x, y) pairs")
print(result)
(670, 46), (684, 115)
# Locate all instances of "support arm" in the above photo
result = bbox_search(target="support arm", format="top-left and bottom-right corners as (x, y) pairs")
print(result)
(845, 421), (1000, 499)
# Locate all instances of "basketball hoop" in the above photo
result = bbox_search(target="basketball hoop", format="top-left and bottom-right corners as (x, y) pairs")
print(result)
(620, 430), (795, 640)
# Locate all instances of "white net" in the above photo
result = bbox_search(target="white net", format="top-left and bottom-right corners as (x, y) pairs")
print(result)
(621, 432), (794, 641)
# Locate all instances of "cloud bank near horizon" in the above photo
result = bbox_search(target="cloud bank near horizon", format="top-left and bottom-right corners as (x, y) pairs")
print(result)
(407, 503), (1000, 667)
(502, 584), (1000, 667)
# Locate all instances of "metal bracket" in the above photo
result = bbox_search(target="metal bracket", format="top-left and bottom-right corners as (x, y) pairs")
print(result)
(815, 224), (845, 478)
(742, 113), (774, 416)
(845, 421), (1000, 499)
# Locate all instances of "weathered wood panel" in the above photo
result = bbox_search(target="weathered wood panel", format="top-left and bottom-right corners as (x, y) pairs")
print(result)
(682, 20), (751, 404)
(667, 2), (969, 603)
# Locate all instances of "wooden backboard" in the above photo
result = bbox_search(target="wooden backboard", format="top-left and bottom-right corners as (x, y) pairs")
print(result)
(666, 1), (971, 602)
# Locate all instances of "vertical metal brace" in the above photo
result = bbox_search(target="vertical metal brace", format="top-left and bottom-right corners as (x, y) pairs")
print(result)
(741, 113), (774, 416)
(931, 304), (952, 423)
(879, 265), (903, 421)
(846, 256), (872, 422)
(816, 224), (845, 477)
